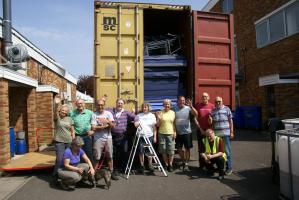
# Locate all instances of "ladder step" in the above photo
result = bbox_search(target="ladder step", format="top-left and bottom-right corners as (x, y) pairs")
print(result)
(152, 163), (161, 168)
(143, 144), (150, 147)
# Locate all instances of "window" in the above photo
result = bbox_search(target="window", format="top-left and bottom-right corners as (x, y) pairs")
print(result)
(255, 1), (299, 48)
(269, 11), (285, 42)
(222, 0), (233, 13)
(67, 83), (72, 101)
(286, 2), (299, 36)
(256, 21), (269, 48)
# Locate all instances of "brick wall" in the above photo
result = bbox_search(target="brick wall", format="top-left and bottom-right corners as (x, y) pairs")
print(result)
(209, 1), (222, 12)
(274, 84), (299, 119)
(27, 88), (38, 152)
(0, 79), (10, 165)
(233, 0), (299, 124)
(9, 87), (28, 133)
(36, 92), (54, 145)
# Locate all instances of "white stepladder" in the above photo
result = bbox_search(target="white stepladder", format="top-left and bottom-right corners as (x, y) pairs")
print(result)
(125, 125), (167, 179)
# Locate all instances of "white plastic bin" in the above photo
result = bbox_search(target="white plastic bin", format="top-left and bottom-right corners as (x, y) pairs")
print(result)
(277, 129), (299, 200)
(282, 118), (299, 129)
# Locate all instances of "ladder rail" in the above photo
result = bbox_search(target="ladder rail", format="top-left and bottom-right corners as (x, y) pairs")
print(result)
(143, 135), (167, 175)
(125, 125), (167, 179)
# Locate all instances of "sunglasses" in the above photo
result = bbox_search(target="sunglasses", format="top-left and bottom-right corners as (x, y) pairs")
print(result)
(215, 101), (222, 103)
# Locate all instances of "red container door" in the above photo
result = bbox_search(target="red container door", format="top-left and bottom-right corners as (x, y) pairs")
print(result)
(193, 11), (235, 110)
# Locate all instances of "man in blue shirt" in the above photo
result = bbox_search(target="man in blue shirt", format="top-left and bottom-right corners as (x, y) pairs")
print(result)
(173, 96), (198, 171)
(210, 96), (234, 175)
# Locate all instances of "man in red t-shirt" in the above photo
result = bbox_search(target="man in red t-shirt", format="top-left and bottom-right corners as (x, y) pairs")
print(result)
(195, 92), (215, 168)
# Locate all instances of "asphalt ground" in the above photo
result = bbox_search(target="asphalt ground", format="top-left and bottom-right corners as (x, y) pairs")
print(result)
(3, 129), (279, 200)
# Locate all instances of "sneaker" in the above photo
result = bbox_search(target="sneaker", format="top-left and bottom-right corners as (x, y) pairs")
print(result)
(168, 166), (174, 172)
(138, 165), (145, 174)
(60, 181), (73, 191)
(218, 175), (224, 181)
(182, 163), (189, 171)
(225, 169), (233, 176)
(148, 164), (155, 172)
(111, 172), (119, 181)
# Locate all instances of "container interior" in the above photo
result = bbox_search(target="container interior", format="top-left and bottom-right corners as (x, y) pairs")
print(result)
(143, 9), (192, 110)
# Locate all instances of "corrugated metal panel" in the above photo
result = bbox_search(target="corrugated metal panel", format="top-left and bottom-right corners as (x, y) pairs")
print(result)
(193, 11), (235, 109)
(94, 1), (190, 10)
(94, 5), (144, 110)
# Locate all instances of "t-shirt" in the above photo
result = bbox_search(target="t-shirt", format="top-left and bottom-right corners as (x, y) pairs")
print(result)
(91, 110), (114, 141)
(70, 109), (93, 135)
(54, 116), (74, 143)
(158, 110), (175, 135)
(211, 106), (232, 137)
(62, 148), (85, 167)
(199, 138), (224, 154)
(135, 112), (156, 137)
(173, 106), (191, 135)
(195, 102), (215, 131)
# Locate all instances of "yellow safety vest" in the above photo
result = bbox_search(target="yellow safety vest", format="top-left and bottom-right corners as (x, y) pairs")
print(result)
(202, 136), (227, 161)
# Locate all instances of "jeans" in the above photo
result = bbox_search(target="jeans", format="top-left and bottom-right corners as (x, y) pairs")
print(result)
(222, 135), (232, 170)
(79, 135), (93, 163)
(53, 141), (71, 176)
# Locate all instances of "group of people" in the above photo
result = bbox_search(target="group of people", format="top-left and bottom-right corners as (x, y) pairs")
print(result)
(52, 92), (233, 190)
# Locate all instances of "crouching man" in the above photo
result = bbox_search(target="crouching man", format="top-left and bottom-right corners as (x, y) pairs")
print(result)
(199, 129), (226, 180)
(58, 137), (95, 190)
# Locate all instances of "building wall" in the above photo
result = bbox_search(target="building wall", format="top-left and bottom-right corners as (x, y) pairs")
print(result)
(234, 0), (299, 124)
(0, 79), (10, 164)
(9, 87), (29, 134)
(36, 92), (54, 145)
(0, 38), (77, 164)
(209, 1), (222, 12)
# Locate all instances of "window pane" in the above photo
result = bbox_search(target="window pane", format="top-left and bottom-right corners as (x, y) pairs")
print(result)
(286, 1), (299, 36)
(269, 11), (285, 42)
(256, 21), (269, 47)
(222, 0), (233, 13)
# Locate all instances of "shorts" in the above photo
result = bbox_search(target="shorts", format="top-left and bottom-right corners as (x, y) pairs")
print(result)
(176, 133), (193, 149)
(138, 136), (153, 155)
(158, 134), (175, 155)
(93, 137), (113, 160)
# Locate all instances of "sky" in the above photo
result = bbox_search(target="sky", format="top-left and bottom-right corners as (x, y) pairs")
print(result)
(1, 0), (209, 78)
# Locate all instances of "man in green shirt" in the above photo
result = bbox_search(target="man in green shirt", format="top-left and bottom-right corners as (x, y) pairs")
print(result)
(70, 99), (94, 161)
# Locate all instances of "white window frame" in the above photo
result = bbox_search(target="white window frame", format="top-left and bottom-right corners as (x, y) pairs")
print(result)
(255, 0), (299, 48)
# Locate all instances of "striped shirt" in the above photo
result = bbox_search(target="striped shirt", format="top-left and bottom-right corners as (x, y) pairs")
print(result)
(211, 106), (232, 137)
(108, 108), (136, 136)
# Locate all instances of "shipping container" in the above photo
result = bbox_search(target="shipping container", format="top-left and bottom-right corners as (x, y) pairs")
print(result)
(94, 1), (235, 111)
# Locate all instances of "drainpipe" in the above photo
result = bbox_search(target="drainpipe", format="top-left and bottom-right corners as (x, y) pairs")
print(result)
(2, 0), (12, 56)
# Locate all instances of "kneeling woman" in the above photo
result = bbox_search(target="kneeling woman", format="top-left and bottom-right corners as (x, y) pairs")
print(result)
(58, 137), (95, 190)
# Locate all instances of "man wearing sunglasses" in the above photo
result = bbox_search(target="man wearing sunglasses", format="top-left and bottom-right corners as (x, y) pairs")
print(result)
(210, 96), (234, 175)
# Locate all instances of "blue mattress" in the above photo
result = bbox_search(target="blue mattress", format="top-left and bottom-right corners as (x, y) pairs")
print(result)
(144, 55), (187, 67)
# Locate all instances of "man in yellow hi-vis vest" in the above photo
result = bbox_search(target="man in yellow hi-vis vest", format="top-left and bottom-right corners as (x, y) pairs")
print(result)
(199, 129), (227, 180)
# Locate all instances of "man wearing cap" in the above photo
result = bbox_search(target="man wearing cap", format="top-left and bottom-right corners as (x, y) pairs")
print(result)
(109, 98), (136, 177)
(70, 99), (94, 162)
(58, 137), (95, 190)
